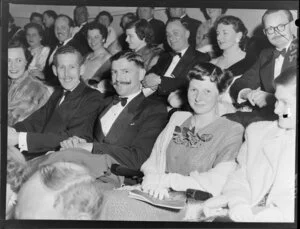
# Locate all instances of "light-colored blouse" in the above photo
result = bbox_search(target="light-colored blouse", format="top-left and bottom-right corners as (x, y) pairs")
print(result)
(28, 46), (50, 71)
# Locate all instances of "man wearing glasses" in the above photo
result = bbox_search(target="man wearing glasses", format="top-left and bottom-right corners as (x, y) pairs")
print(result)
(228, 9), (297, 127)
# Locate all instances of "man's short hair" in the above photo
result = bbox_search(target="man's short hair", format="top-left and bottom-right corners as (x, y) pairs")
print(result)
(125, 19), (154, 45)
(53, 45), (83, 67)
(262, 9), (293, 27)
(110, 50), (145, 69)
(120, 12), (137, 29)
(43, 10), (57, 20)
(38, 162), (103, 220)
(30, 12), (43, 22)
(274, 66), (297, 87)
(166, 17), (189, 31)
(56, 14), (74, 27)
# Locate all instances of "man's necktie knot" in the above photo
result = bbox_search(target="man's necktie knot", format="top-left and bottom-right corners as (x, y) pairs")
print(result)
(273, 48), (287, 59)
(171, 51), (182, 58)
(112, 96), (128, 106)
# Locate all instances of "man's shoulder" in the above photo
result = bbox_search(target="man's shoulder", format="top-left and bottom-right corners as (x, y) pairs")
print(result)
(182, 15), (201, 25)
(140, 96), (168, 113)
(150, 18), (165, 26)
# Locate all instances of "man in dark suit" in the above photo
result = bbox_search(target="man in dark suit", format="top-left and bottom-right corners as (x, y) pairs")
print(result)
(168, 8), (201, 48)
(228, 9), (297, 127)
(60, 50), (168, 188)
(44, 14), (91, 86)
(137, 7), (166, 46)
(142, 18), (209, 103)
(7, 46), (103, 155)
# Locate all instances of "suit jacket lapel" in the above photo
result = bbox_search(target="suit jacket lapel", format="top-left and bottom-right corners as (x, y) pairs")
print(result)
(282, 38), (298, 72)
(260, 50), (276, 93)
(104, 93), (145, 143)
(172, 46), (194, 79)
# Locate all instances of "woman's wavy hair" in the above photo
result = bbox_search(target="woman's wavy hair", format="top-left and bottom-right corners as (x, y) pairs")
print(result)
(125, 19), (154, 46)
(8, 39), (33, 70)
(187, 62), (233, 94)
(215, 15), (248, 51)
(85, 21), (108, 42)
(24, 22), (45, 45)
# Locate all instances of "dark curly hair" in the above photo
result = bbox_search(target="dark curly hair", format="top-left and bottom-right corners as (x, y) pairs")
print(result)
(125, 19), (154, 46)
(215, 15), (248, 51)
(187, 62), (233, 94)
(85, 21), (108, 42)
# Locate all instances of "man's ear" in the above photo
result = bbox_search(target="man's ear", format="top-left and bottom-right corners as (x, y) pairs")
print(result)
(80, 64), (85, 76)
(139, 68), (146, 81)
(185, 29), (190, 40)
(52, 65), (58, 77)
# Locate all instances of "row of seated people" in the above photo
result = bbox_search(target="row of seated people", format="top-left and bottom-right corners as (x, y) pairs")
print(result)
(6, 9), (297, 221)
(9, 8), (296, 127)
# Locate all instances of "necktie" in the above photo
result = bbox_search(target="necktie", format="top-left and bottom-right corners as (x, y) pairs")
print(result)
(58, 90), (70, 107)
(112, 96), (128, 106)
(273, 48), (286, 59)
(171, 51), (182, 58)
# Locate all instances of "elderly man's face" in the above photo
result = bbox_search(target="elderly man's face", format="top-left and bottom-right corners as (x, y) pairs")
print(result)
(55, 17), (72, 43)
(137, 7), (153, 20)
(166, 20), (190, 52)
(74, 7), (88, 26)
(15, 172), (64, 219)
(111, 58), (145, 97)
(263, 11), (293, 49)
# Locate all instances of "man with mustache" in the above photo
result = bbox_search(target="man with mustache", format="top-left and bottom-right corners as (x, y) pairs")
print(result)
(229, 9), (297, 127)
(60, 50), (168, 189)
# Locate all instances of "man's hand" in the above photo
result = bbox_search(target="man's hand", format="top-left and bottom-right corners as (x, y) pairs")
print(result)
(60, 136), (87, 149)
(7, 127), (19, 146)
(246, 89), (275, 108)
(142, 73), (161, 88)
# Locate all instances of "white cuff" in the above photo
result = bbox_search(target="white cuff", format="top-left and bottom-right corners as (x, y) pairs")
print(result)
(237, 88), (252, 104)
(18, 132), (28, 152)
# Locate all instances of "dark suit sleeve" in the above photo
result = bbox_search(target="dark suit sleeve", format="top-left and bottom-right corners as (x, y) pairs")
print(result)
(229, 51), (266, 102)
(92, 102), (168, 170)
(26, 91), (103, 153)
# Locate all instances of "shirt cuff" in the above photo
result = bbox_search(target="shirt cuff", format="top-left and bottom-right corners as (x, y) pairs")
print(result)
(237, 88), (252, 104)
(18, 132), (28, 152)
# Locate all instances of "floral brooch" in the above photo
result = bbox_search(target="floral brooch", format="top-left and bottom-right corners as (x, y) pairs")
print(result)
(172, 126), (213, 148)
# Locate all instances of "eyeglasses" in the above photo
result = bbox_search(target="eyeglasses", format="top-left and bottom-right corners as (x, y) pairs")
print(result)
(263, 22), (290, 35)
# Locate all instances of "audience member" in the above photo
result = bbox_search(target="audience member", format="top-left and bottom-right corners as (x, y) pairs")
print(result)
(196, 8), (227, 57)
(73, 5), (89, 27)
(7, 40), (51, 126)
(204, 66), (296, 222)
(8, 12), (26, 45)
(42, 10), (59, 49)
(14, 161), (104, 220)
(167, 8), (201, 48)
(98, 62), (244, 221)
(125, 19), (162, 71)
(29, 12), (43, 27)
(60, 50), (168, 189)
(228, 9), (297, 127)
(95, 11), (119, 54)
(82, 22), (112, 88)
(8, 45), (103, 155)
(137, 7), (165, 46)
(143, 18), (209, 103)
(24, 23), (50, 74)
(210, 15), (256, 115)
(118, 12), (137, 50)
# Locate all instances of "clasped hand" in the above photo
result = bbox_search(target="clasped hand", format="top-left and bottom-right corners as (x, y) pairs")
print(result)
(60, 136), (93, 152)
(142, 73), (161, 90)
(141, 173), (170, 200)
(246, 88), (275, 108)
(7, 126), (19, 146)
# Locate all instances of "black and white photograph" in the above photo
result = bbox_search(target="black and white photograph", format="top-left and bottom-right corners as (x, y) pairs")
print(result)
(0, 0), (298, 228)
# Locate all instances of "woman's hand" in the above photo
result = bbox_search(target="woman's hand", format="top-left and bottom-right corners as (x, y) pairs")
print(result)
(141, 173), (170, 200)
